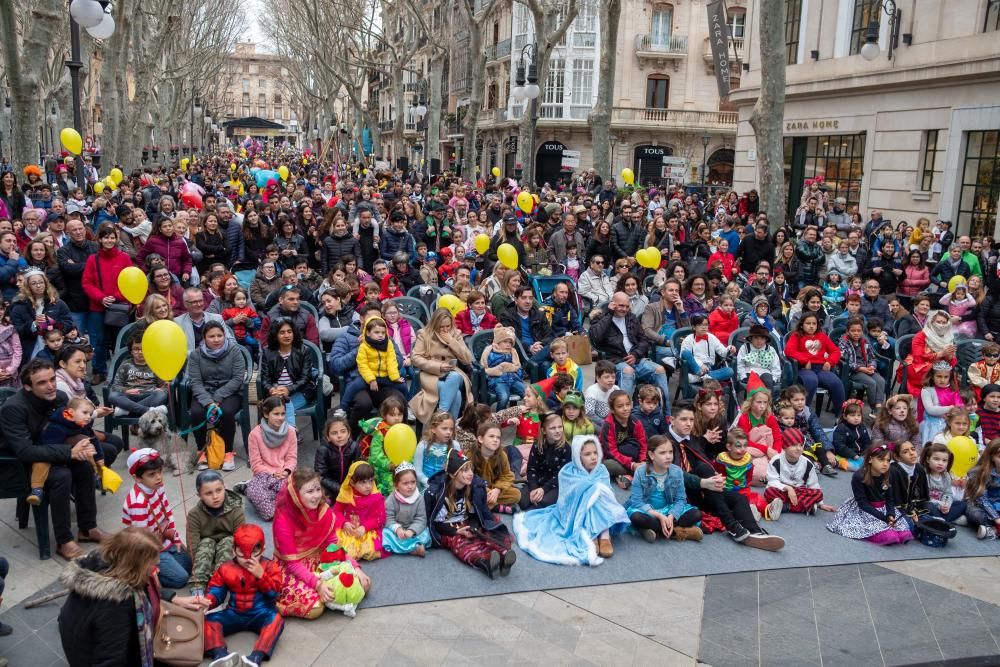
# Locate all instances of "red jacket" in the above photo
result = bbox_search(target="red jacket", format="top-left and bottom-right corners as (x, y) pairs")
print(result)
(736, 412), (783, 455)
(454, 308), (498, 336)
(599, 414), (647, 468)
(707, 251), (737, 279)
(708, 308), (739, 347)
(135, 233), (193, 278)
(82, 247), (132, 312)
(784, 331), (841, 367)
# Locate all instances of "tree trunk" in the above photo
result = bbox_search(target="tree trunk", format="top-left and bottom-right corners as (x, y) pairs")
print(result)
(460, 10), (486, 182)
(748, 0), (787, 227)
(589, 0), (619, 178)
(427, 57), (444, 171)
(392, 69), (406, 162)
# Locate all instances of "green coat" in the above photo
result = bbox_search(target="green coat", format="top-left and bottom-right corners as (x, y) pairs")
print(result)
(362, 417), (395, 497)
(185, 489), (246, 552)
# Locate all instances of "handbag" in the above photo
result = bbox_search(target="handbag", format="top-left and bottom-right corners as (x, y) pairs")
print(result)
(94, 254), (132, 327)
(153, 599), (204, 667)
(205, 429), (225, 470)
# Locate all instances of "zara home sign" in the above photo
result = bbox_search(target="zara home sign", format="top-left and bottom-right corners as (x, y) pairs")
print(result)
(785, 119), (841, 131)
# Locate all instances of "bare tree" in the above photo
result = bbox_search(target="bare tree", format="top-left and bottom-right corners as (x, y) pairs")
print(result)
(457, 0), (500, 181)
(748, 0), (786, 225)
(589, 0), (618, 178)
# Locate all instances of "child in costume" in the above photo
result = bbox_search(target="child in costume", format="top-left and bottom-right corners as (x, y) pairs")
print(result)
(382, 462), (431, 556)
(482, 325), (524, 409)
(765, 423), (832, 515)
(827, 443), (913, 545)
(245, 396), (298, 521)
(969, 343), (1000, 400)
(333, 462), (387, 561)
(561, 390), (595, 441)
(221, 288), (261, 355)
(360, 395), (407, 496)
(30, 397), (104, 505)
(735, 324), (782, 390)
(546, 338), (583, 392)
(715, 429), (782, 521)
(203, 524), (285, 667)
(470, 421), (522, 512)
(514, 435), (630, 564)
(734, 373), (783, 484)
(626, 435), (704, 543)
(921, 442), (967, 523)
(599, 389), (648, 489)
(424, 449), (517, 579)
(187, 471), (246, 597)
(523, 413), (573, 511)
(414, 411), (461, 488)
(979, 384), (1000, 445)
(920, 360), (963, 444)
(832, 400), (871, 471)
(507, 378), (553, 479)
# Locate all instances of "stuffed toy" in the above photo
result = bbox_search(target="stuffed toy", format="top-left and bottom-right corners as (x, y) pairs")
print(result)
(315, 544), (366, 617)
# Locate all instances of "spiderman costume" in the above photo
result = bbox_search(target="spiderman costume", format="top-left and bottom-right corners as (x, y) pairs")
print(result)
(204, 524), (285, 666)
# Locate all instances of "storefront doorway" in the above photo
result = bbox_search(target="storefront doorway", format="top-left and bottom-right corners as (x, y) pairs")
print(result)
(633, 145), (673, 187)
(784, 133), (866, 222)
(535, 140), (567, 186)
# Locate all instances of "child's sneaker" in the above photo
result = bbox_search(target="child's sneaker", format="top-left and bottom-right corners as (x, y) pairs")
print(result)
(495, 504), (514, 515)
(806, 505), (818, 516)
(821, 464), (839, 477)
(953, 515), (968, 526)
(615, 475), (632, 490)
(766, 498), (783, 521)
(197, 451), (208, 470)
(209, 653), (242, 667)
(25, 488), (43, 506)
(977, 525), (995, 540)
(640, 528), (657, 543)
(750, 504), (762, 523)
(222, 452), (236, 471)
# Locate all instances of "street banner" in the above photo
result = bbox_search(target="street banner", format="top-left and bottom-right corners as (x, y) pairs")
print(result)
(707, 0), (732, 98)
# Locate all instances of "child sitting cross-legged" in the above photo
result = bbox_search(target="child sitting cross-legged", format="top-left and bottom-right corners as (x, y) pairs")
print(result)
(599, 389), (648, 490)
(626, 435), (704, 543)
(832, 400), (871, 471)
(522, 412), (573, 511)
(764, 415), (835, 515)
(382, 461), (432, 557)
(333, 462), (387, 561)
(244, 396), (298, 521)
(314, 414), (362, 499)
(715, 428), (782, 522)
(186, 471), (245, 598)
(920, 442), (968, 524)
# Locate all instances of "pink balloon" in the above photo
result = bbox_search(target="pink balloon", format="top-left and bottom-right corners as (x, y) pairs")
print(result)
(180, 192), (203, 210)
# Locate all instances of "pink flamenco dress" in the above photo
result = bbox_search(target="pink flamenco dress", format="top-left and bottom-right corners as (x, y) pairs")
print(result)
(333, 461), (388, 561)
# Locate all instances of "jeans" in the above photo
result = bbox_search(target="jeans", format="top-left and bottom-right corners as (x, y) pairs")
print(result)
(798, 369), (846, 415)
(527, 344), (551, 366)
(491, 378), (525, 409)
(616, 358), (673, 416)
(681, 350), (735, 382)
(928, 500), (967, 523)
(46, 461), (98, 545)
(850, 370), (886, 408)
(348, 385), (406, 438)
(107, 389), (168, 416)
(158, 545), (193, 589)
(283, 392), (308, 429)
(86, 311), (107, 375)
(437, 371), (465, 418)
(341, 377), (400, 410)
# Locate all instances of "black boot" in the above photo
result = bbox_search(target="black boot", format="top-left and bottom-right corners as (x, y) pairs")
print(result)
(500, 549), (516, 576)
(474, 551), (501, 579)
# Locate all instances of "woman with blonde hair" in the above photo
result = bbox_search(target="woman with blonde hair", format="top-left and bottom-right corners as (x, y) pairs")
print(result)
(9, 268), (73, 363)
(410, 307), (474, 422)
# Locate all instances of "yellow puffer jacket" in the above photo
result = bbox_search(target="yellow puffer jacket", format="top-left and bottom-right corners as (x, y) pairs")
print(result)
(356, 317), (401, 383)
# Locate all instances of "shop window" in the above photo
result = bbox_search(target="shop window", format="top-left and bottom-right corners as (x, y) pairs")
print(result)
(646, 75), (669, 109)
(850, 0), (881, 56)
(784, 133), (866, 221)
(919, 130), (942, 192)
(785, 0), (802, 64)
(958, 130), (1000, 238)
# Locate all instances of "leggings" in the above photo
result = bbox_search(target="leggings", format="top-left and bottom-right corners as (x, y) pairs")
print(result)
(797, 369), (846, 416)
(518, 487), (559, 511)
(629, 507), (702, 531)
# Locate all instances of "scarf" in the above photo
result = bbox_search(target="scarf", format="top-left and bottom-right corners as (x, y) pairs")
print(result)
(336, 460), (368, 505)
(261, 420), (289, 448)
(55, 368), (86, 398)
(273, 481), (335, 561)
(199, 336), (231, 359)
(921, 310), (954, 351)
(134, 589), (155, 667)
(394, 488), (421, 505)
(469, 309), (484, 329)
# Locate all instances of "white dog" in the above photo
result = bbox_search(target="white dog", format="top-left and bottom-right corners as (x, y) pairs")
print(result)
(134, 406), (185, 474)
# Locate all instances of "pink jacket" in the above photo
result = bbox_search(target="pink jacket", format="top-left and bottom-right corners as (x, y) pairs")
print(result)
(135, 233), (193, 278)
(247, 425), (298, 476)
(82, 248), (133, 312)
(898, 264), (930, 297)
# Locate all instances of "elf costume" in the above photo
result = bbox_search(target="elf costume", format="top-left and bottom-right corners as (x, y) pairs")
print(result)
(512, 377), (557, 478)
(360, 417), (394, 496)
(734, 372), (783, 485)
(714, 449), (769, 516)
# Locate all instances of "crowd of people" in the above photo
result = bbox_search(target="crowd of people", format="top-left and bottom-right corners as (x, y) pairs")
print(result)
(0, 148), (997, 666)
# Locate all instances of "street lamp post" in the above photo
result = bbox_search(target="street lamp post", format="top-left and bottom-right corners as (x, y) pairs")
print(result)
(190, 95), (201, 163)
(509, 43), (540, 185)
(411, 81), (428, 178)
(860, 0), (901, 61)
(700, 132), (712, 196)
(68, 0), (114, 189)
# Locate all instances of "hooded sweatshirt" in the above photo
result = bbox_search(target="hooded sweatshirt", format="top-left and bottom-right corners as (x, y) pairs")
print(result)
(356, 316), (401, 383)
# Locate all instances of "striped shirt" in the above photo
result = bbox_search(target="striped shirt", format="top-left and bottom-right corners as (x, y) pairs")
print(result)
(981, 409), (1000, 445)
(121, 483), (178, 550)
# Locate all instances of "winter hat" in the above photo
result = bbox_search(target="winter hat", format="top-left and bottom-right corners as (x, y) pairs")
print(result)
(745, 371), (768, 399)
(748, 324), (770, 341)
(531, 375), (558, 401)
(492, 326), (515, 348)
(127, 448), (161, 476)
(751, 295), (769, 311)
(562, 390), (584, 409)
(981, 384), (1000, 403)
(233, 524), (266, 560)
(446, 448), (471, 477)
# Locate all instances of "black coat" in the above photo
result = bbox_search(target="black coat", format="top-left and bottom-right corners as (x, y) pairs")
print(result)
(498, 302), (554, 348)
(424, 469), (506, 544)
(588, 309), (649, 362)
(57, 239), (99, 312)
(314, 438), (361, 497)
(260, 344), (317, 400)
(0, 388), (67, 489)
(979, 292), (1000, 338)
(321, 232), (362, 276)
(194, 229), (228, 274)
(526, 440), (572, 493)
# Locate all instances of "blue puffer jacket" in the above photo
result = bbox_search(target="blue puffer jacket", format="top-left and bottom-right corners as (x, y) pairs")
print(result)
(379, 227), (415, 262)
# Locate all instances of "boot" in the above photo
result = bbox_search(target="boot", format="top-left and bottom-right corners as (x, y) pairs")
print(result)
(474, 551), (501, 579)
(671, 526), (704, 542)
(597, 536), (613, 558)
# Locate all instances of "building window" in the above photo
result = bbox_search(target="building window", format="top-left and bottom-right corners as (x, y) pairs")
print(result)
(958, 130), (1000, 237)
(274, 94), (282, 104)
(242, 62), (249, 74)
(987, 0), (1000, 31)
(541, 58), (565, 118)
(728, 9), (745, 39)
(487, 83), (498, 109)
(651, 6), (673, 45)
(242, 79), (250, 92)
(850, 0), (881, 56)
(646, 75), (669, 109)
(242, 104), (250, 117)
(573, 0), (596, 47)
(784, 133), (866, 220)
(249, 63), (259, 75)
(513, 2), (530, 50)
(259, 79), (267, 88)
(920, 130), (942, 191)
(571, 59), (593, 105)
(785, 0), (802, 64)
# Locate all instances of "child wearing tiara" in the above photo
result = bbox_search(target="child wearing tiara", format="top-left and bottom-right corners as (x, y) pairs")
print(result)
(832, 400), (871, 471)
(827, 443), (913, 544)
(382, 461), (432, 556)
(920, 360), (963, 444)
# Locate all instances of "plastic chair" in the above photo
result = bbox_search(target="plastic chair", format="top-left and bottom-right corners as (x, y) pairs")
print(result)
(298, 300), (319, 321)
(101, 348), (176, 450)
(256, 342), (326, 440)
(389, 296), (431, 324)
(0, 387), (51, 559)
(176, 345), (254, 455)
(957, 339), (987, 388)
(734, 300), (753, 321)
(670, 327), (695, 400)
(893, 334), (915, 394)
(114, 320), (142, 352)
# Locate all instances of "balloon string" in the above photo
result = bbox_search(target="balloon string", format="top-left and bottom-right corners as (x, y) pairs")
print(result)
(166, 380), (190, 520)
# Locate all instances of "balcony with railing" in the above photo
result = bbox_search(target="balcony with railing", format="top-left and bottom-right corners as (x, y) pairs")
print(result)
(451, 76), (471, 94)
(378, 120), (394, 132)
(611, 107), (738, 131)
(485, 38), (511, 62)
(635, 34), (688, 58)
(403, 82), (421, 93)
(703, 37), (745, 65)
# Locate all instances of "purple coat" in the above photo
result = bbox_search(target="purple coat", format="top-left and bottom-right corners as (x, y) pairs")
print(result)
(135, 233), (193, 278)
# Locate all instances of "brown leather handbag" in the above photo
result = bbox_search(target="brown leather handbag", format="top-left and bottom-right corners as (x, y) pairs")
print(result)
(153, 599), (204, 667)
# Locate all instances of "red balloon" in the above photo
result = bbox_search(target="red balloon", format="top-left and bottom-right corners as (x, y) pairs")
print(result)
(180, 192), (203, 210)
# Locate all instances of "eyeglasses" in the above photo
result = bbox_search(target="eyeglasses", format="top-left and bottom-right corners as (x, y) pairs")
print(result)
(592, 260), (604, 265)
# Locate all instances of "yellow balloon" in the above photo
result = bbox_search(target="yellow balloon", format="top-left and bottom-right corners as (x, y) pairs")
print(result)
(179, 158), (190, 171)
(93, 181), (105, 194)
(516, 191), (533, 214)
(104, 176), (117, 190)
(491, 166), (501, 178)
(60, 128), (82, 155)
(278, 165), (290, 181)
(947, 436), (979, 478)
(438, 294), (466, 317)
(621, 167), (634, 186)
(635, 248), (650, 269)
(637, 246), (662, 269)
(141, 320), (187, 382)
(948, 275), (967, 293)
(100, 466), (123, 494)
(497, 243), (519, 270)
(117, 266), (148, 305)
(109, 168), (124, 185)
(384, 423), (417, 465)
(474, 233), (491, 255)
(230, 162), (237, 171)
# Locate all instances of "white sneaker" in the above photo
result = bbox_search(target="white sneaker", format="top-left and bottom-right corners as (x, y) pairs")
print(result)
(766, 498), (783, 521)
(977, 525), (995, 540)
(113, 407), (128, 418)
(953, 515), (968, 526)
(750, 504), (762, 523)
(209, 653), (242, 667)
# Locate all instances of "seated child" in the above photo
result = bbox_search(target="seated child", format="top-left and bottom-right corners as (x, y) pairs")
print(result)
(221, 287), (261, 354)
(547, 372), (574, 411)
(419, 253), (439, 288)
(245, 396), (298, 521)
(514, 435), (630, 563)
(969, 344), (1000, 400)
(32, 328), (63, 363)
(889, 440), (930, 520)
(186, 471), (246, 597)
(680, 314), (734, 385)
(631, 384), (667, 438)
(734, 374), (783, 484)
(382, 461), (431, 556)
(626, 435), (704, 542)
(920, 442), (967, 524)
(832, 400), (871, 471)
(547, 338), (583, 392)
(471, 421), (522, 513)
(314, 414), (362, 498)
(865, 318), (895, 376)
(931, 407), (976, 449)
(523, 413), (573, 511)
(827, 443), (913, 545)
(361, 395), (407, 496)
(122, 448), (192, 588)
(715, 429), (782, 521)
(939, 282), (978, 338)
(482, 325), (524, 409)
(822, 269), (847, 307)
(979, 384), (1000, 445)
(563, 243), (581, 281)
(424, 449), (516, 578)
(962, 388), (983, 445)
(30, 397), (103, 505)
(584, 360), (619, 427)
(765, 425), (833, 515)
(871, 394), (920, 450)
(203, 524), (285, 667)
(333, 462), (387, 561)
(341, 316), (406, 410)
(742, 295), (779, 333)
(838, 316), (886, 411)
(599, 390), (648, 489)
(781, 384), (839, 475)
(561, 390), (595, 441)
(965, 440), (1000, 539)
(735, 324), (782, 390)
(413, 411), (461, 489)
(707, 295), (739, 347)
(107, 333), (168, 417)
(920, 361), (963, 443)
(507, 379), (552, 479)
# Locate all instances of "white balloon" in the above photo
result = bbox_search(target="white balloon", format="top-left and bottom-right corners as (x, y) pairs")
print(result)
(69, 0), (104, 28)
(86, 12), (115, 39)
